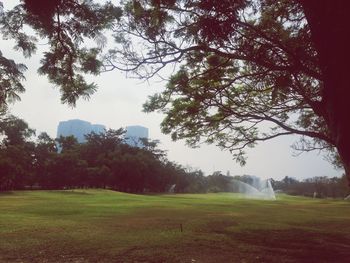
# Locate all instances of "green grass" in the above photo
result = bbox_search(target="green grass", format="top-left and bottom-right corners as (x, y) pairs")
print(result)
(1, 190), (350, 262)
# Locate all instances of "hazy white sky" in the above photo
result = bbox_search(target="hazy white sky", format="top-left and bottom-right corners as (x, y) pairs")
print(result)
(1, 1), (343, 180)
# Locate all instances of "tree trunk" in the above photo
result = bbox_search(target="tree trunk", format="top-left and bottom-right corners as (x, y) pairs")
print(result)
(300, 0), (350, 184)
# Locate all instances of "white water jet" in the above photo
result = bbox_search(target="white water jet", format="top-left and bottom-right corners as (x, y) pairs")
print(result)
(231, 177), (276, 200)
(168, 184), (176, 193)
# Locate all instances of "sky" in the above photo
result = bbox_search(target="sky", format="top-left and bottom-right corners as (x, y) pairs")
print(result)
(1, 1), (343, 180)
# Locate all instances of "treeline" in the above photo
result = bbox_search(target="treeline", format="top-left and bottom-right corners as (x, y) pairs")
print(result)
(205, 173), (349, 198)
(0, 115), (204, 192)
(1, 116), (348, 198)
(272, 176), (349, 198)
(200, 173), (349, 198)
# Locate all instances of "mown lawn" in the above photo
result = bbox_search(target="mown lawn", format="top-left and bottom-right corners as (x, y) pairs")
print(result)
(0, 189), (350, 262)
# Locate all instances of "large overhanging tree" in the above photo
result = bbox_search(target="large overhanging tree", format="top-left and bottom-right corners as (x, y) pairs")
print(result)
(101, 0), (350, 182)
(0, 1), (349, 182)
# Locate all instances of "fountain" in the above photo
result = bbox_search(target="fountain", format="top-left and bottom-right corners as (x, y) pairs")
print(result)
(168, 184), (176, 193)
(231, 176), (276, 200)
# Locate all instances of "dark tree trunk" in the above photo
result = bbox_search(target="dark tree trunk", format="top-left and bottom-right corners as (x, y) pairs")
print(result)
(300, 0), (350, 184)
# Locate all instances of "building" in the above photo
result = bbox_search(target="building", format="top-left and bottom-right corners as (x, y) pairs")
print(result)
(57, 119), (106, 143)
(57, 120), (149, 147)
(125, 125), (149, 147)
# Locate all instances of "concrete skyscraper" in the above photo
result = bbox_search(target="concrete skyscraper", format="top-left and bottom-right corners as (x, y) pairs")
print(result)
(57, 119), (106, 143)
(125, 125), (149, 147)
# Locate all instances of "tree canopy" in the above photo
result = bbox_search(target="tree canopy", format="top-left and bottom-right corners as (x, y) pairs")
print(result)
(104, 0), (349, 179)
(1, 116), (347, 197)
(0, 115), (204, 192)
(0, 0), (121, 108)
(1, 1), (349, 182)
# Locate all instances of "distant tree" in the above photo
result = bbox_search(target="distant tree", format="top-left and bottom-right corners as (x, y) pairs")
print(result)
(184, 169), (207, 193)
(80, 128), (179, 192)
(83, 128), (125, 157)
(106, 0), (350, 183)
(207, 172), (232, 192)
(168, 164), (191, 193)
(37, 132), (57, 151)
(86, 165), (112, 188)
(56, 135), (78, 153)
(0, 115), (35, 189)
(139, 137), (167, 162)
(34, 132), (57, 187)
(0, 115), (206, 193)
(0, 115), (35, 146)
(0, 157), (15, 190)
(80, 129), (125, 187)
(273, 174), (349, 198)
(48, 150), (86, 189)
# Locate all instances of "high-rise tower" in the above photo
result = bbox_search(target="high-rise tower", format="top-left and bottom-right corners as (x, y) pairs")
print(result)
(57, 119), (106, 142)
(125, 125), (149, 147)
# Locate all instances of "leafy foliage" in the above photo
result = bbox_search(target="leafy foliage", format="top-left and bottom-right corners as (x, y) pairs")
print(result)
(0, 0), (122, 106)
(0, 116), (346, 197)
(0, 51), (27, 111)
(272, 175), (349, 198)
(108, 0), (340, 168)
(0, 115), (203, 192)
(1, 1), (348, 180)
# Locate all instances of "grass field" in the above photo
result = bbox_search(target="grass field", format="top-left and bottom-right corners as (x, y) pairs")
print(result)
(1, 189), (350, 262)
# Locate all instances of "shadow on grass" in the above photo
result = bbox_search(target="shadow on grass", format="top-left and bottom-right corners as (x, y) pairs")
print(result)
(233, 228), (350, 263)
(0, 191), (14, 196)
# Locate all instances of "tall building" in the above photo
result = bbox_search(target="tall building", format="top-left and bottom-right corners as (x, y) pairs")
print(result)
(125, 125), (149, 147)
(57, 119), (106, 143)
(91, 124), (105, 134)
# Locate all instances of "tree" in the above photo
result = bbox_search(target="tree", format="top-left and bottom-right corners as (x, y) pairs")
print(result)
(0, 0), (121, 107)
(273, 175), (349, 198)
(104, 0), (350, 183)
(48, 149), (86, 189)
(0, 115), (35, 189)
(0, 114), (204, 192)
(0, 115), (35, 145)
(2, 1), (348, 185)
(80, 129), (125, 188)
(139, 137), (167, 162)
(208, 172), (233, 192)
(56, 135), (78, 153)
(34, 132), (57, 187)
(84, 128), (125, 155)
